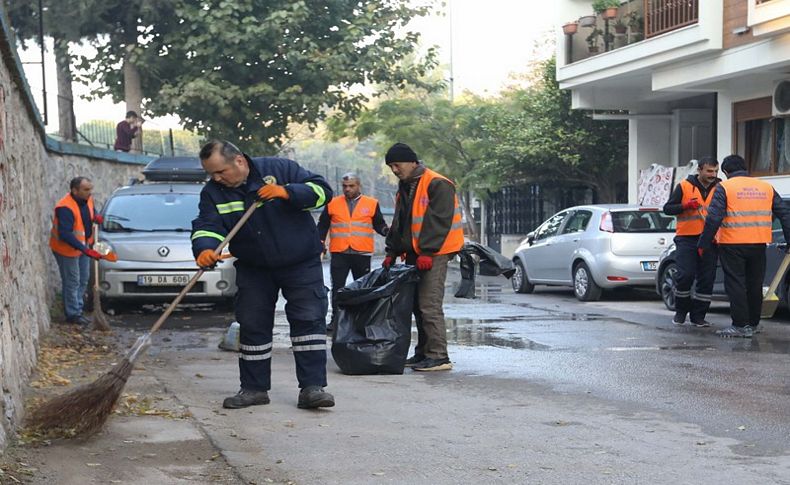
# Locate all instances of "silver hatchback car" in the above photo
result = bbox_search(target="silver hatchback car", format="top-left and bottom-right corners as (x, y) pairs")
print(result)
(511, 204), (676, 301)
(95, 158), (237, 311)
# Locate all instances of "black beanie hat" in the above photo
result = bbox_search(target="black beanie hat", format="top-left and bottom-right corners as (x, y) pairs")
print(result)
(385, 143), (418, 164)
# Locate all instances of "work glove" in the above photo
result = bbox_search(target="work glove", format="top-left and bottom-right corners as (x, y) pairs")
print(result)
(257, 184), (289, 201)
(196, 249), (220, 269)
(382, 255), (395, 269)
(103, 251), (119, 262)
(697, 248), (705, 258)
(84, 248), (102, 260)
(682, 199), (701, 210)
(93, 214), (104, 224)
(416, 255), (433, 271)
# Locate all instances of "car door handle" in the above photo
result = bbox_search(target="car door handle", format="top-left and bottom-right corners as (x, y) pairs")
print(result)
(572, 238), (579, 242)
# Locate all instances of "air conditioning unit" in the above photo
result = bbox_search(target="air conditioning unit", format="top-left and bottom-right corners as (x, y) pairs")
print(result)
(773, 80), (790, 117)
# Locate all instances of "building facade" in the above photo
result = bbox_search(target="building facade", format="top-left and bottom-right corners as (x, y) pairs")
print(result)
(556, 0), (790, 199)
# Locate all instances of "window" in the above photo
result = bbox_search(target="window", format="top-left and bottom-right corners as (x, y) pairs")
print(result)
(734, 98), (790, 175)
(534, 212), (567, 241)
(561, 210), (592, 234)
(103, 193), (199, 232)
(610, 210), (676, 233)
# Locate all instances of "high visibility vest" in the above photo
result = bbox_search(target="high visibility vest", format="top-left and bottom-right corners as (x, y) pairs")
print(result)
(49, 193), (95, 257)
(717, 177), (774, 244)
(410, 168), (464, 255)
(327, 195), (378, 253)
(676, 179), (718, 236)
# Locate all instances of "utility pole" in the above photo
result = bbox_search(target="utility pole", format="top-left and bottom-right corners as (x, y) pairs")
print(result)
(448, 0), (454, 103)
(38, 0), (48, 125)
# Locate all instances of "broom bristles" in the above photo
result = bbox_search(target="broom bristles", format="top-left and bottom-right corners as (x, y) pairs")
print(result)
(27, 358), (132, 436)
(91, 287), (112, 332)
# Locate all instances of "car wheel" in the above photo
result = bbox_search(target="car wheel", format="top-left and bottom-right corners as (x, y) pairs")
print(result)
(660, 262), (678, 312)
(511, 259), (535, 294)
(573, 262), (602, 301)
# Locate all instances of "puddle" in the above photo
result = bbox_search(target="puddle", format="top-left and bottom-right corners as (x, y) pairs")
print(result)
(445, 319), (551, 350)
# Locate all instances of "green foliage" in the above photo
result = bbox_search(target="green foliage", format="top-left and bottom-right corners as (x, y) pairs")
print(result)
(592, 0), (621, 14)
(76, 0), (438, 154)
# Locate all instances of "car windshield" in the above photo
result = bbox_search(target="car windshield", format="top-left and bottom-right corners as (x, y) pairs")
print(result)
(611, 210), (676, 233)
(102, 192), (199, 232)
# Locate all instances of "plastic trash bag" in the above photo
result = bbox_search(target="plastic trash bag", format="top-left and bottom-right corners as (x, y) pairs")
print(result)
(331, 265), (420, 375)
(455, 242), (516, 299)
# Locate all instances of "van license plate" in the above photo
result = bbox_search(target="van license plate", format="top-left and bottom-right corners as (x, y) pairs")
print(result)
(641, 261), (658, 271)
(137, 274), (190, 286)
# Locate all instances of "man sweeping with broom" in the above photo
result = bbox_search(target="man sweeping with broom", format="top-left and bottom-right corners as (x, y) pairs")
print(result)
(192, 140), (335, 409)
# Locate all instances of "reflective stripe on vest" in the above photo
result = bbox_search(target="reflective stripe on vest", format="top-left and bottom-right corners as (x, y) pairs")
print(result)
(717, 177), (774, 244)
(49, 193), (95, 257)
(410, 168), (465, 255)
(676, 179), (717, 236)
(327, 195), (378, 253)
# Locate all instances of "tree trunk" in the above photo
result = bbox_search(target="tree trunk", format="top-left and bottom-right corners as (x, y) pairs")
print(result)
(53, 39), (76, 142)
(458, 191), (479, 242)
(123, 45), (143, 153)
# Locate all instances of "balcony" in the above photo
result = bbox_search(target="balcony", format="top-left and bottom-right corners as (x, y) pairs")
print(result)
(562, 0), (699, 64)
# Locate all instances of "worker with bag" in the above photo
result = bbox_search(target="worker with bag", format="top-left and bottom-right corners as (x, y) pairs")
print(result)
(383, 143), (464, 372)
(191, 140), (335, 409)
(662, 157), (721, 327)
(50, 176), (107, 326)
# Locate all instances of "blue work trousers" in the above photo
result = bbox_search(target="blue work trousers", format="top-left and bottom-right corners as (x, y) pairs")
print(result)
(53, 252), (90, 321)
(673, 236), (718, 323)
(234, 257), (329, 391)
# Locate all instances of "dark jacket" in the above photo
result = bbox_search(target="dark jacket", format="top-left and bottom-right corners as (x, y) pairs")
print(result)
(191, 155), (332, 268)
(663, 174), (721, 216)
(385, 164), (457, 257)
(55, 194), (94, 252)
(698, 171), (790, 249)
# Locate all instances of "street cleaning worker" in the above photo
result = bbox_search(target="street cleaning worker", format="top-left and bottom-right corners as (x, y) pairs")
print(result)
(383, 142), (464, 372)
(698, 155), (790, 338)
(191, 140), (335, 409)
(662, 157), (721, 327)
(317, 172), (389, 333)
(50, 176), (105, 326)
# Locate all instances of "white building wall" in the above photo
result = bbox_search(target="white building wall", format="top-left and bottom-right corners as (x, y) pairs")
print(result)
(628, 117), (672, 203)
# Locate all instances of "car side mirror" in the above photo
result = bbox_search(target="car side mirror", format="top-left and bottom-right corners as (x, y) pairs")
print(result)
(526, 231), (535, 245)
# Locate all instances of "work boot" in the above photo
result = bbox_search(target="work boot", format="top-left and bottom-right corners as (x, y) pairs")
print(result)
(297, 386), (335, 409)
(404, 354), (426, 367)
(716, 325), (754, 338)
(222, 388), (270, 409)
(412, 357), (453, 372)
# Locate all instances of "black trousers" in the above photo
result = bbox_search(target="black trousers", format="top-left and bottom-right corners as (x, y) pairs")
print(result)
(329, 252), (371, 322)
(673, 236), (718, 322)
(719, 244), (766, 328)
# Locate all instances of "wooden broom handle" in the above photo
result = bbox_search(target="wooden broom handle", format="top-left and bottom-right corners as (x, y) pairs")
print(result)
(149, 201), (259, 334)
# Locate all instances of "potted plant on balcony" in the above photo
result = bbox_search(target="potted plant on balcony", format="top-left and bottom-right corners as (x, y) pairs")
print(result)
(592, 0), (620, 20)
(613, 18), (627, 35)
(586, 28), (602, 54)
(627, 11), (644, 40)
(563, 21), (579, 35)
(579, 14), (597, 27)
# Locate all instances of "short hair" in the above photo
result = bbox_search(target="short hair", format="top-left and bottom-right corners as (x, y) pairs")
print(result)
(199, 140), (242, 163)
(697, 156), (718, 169)
(341, 172), (360, 183)
(721, 154), (747, 174)
(69, 176), (90, 190)
(126, 110), (138, 118)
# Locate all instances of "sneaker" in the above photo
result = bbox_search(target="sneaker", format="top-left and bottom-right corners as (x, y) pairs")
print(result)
(404, 354), (426, 367)
(672, 313), (686, 326)
(222, 388), (270, 409)
(716, 325), (754, 338)
(412, 357), (453, 372)
(691, 320), (712, 328)
(297, 386), (335, 409)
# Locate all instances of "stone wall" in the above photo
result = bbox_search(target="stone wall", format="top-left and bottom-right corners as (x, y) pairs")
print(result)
(0, 10), (149, 448)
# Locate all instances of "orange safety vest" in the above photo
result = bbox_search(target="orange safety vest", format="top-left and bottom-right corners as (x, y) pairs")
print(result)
(717, 176), (774, 244)
(49, 194), (95, 257)
(327, 195), (378, 253)
(676, 179), (718, 236)
(410, 168), (464, 255)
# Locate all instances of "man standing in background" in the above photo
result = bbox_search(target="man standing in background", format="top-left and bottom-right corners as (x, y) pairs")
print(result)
(114, 111), (142, 152)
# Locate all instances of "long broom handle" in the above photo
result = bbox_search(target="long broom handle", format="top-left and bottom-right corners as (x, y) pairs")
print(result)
(93, 223), (101, 292)
(148, 201), (259, 335)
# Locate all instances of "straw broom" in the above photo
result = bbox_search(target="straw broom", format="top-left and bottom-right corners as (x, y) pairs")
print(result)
(91, 223), (114, 332)
(28, 202), (258, 436)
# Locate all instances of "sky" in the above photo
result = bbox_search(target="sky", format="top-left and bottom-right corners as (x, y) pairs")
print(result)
(18, 0), (555, 132)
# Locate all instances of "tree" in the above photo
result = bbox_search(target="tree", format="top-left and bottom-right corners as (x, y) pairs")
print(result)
(77, 0), (437, 154)
(479, 57), (627, 202)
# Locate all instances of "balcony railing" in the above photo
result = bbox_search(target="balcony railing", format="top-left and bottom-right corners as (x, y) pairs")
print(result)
(644, 0), (699, 38)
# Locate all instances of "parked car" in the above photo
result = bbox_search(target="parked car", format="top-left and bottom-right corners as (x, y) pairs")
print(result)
(511, 204), (676, 301)
(656, 218), (789, 311)
(94, 157), (237, 311)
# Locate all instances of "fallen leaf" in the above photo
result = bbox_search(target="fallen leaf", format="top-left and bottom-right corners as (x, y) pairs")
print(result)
(372, 472), (385, 476)
(85, 463), (101, 467)
(488, 466), (497, 471)
(737, 426), (746, 431)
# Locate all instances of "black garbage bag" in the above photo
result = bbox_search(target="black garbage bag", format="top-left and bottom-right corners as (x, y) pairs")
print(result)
(331, 265), (420, 375)
(455, 242), (516, 299)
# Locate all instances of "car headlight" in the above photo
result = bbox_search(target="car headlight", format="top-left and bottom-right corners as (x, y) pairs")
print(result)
(94, 240), (114, 256)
